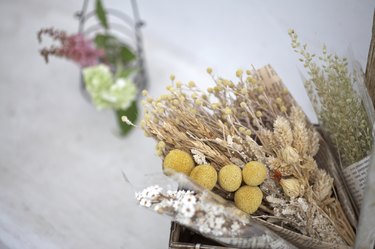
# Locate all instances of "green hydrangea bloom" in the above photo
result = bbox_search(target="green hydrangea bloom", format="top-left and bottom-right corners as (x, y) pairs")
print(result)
(83, 64), (137, 110)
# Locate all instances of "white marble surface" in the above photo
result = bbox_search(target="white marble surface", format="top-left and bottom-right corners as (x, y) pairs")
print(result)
(0, 0), (374, 248)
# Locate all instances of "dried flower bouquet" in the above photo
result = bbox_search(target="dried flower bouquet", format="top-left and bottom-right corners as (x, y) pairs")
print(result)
(136, 174), (297, 249)
(137, 65), (355, 248)
(288, 29), (375, 210)
(289, 29), (373, 167)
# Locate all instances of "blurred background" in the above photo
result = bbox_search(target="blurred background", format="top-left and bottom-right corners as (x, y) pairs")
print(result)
(0, 0), (374, 248)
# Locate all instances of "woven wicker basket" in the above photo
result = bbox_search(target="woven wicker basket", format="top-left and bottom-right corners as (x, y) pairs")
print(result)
(169, 222), (234, 249)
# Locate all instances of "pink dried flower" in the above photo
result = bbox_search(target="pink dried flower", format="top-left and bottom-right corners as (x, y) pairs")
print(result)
(38, 28), (104, 67)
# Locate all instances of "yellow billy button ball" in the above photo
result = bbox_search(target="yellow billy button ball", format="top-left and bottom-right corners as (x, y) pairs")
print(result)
(218, 164), (242, 192)
(234, 185), (263, 214)
(242, 161), (267, 186)
(163, 149), (195, 175)
(190, 164), (218, 190)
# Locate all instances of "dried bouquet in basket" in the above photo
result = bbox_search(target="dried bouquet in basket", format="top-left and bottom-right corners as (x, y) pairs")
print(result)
(135, 65), (356, 248)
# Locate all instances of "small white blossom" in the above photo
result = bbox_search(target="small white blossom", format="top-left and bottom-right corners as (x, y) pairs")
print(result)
(177, 215), (192, 226)
(214, 217), (225, 230)
(140, 198), (151, 207)
(166, 190), (177, 198)
(181, 194), (197, 205)
(227, 135), (233, 146)
(191, 149), (207, 164)
(212, 229), (223, 236)
(172, 200), (181, 210)
(175, 190), (186, 200)
(231, 221), (241, 233)
(181, 203), (196, 218)
(140, 185), (163, 200)
(199, 223), (211, 234)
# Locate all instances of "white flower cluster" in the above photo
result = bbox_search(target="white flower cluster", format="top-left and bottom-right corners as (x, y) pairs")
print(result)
(173, 191), (197, 224)
(191, 149), (207, 165)
(136, 186), (197, 221)
(135, 185), (162, 207)
(135, 185), (247, 239)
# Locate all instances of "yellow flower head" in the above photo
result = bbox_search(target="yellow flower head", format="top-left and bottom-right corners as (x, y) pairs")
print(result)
(188, 81), (196, 88)
(236, 69), (243, 78)
(190, 164), (217, 190)
(242, 161), (267, 186)
(223, 107), (232, 115)
(142, 90), (148, 96)
(218, 164), (242, 192)
(163, 149), (195, 175)
(234, 185), (263, 214)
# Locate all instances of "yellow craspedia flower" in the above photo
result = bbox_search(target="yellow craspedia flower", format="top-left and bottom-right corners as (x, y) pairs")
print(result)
(163, 149), (195, 175)
(190, 164), (217, 190)
(218, 164), (242, 192)
(242, 161), (267, 186)
(234, 185), (263, 214)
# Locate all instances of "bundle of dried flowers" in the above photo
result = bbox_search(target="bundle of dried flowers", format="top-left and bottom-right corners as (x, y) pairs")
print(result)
(135, 175), (297, 249)
(288, 29), (373, 168)
(139, 65), (355, 247)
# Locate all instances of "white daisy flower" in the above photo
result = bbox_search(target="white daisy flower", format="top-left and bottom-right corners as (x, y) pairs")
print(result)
(181, 203), (196, 218)
(139, 198), (151, 207)
(181, 194), (197, 205)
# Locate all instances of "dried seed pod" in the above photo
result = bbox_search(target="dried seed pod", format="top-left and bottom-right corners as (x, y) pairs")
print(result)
(279, 177), (301, 198)
(281, 146), (300, 164)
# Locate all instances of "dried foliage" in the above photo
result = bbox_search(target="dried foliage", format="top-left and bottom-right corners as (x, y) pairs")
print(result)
(289, 29), (373, 167)
(140, 66), (355, 246)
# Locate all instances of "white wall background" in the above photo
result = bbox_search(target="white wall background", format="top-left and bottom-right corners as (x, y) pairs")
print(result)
(0, 0), (374, 248)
